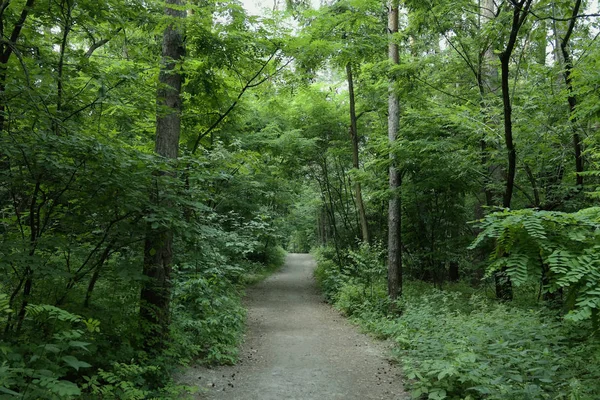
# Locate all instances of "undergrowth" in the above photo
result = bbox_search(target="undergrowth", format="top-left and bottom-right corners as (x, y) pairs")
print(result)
(0, 246), (286, 399)
(171, 245), (286, 366)
(313, 247), (600, 400)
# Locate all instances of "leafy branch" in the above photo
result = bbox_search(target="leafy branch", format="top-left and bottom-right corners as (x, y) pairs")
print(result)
(191, 48), (292, 154)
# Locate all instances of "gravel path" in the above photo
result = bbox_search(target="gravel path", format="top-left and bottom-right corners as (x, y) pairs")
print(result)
(178, 253), (407, 399)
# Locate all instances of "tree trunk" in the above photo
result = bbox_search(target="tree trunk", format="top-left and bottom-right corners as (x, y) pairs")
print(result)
(499, 0), (532, 209)
(54, 0), (73, 135)
(477, 0), (500, 210)
(140, 0), (185, 351)
(473, 0), (499, 270)
(0, 0), (36, 132)
(499, 52), (516, 210)
(84, 243), (114, 307)
(346, 62), (369, 243)
(494, 0), (532, 301)
(387, 0), (402, 301)
(315, 165), (343, 266)
(448, 261), (459, 282)
(557, 0), (584, 187)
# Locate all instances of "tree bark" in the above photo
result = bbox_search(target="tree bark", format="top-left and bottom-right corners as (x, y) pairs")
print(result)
(387, 0), (402, 301)
(499, 0), (532, 210)
(140, 0), (185, 351)
(54, 0), (73, 135)
(448, 261), (459, 282)
(495, 0), (533, 301)
(0, 0), (36, 132)
(477, 0), (500, 210)
(557, 0), (584, 187)
(346, 62), (369, 243)
(499, 52), (516, 210)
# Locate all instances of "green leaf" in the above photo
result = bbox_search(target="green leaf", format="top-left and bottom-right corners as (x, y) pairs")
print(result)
(62, 355), (91, 371)
(68, 341), (91, 351)
(53, 380), (81, 396)
(509, 374), (524, 382)
(43, 344), (61, 353)
(428, 389), (447, 400)
(0, 386), (21, 396)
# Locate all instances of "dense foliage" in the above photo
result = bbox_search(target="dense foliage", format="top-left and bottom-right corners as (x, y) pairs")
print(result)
(1, 0), (600, 398)
(314, 248), (600, 399)
(0, 0), (292, 397)
(290, 0), (600, 398)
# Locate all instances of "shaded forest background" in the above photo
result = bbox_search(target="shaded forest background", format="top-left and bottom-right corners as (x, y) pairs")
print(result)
(0, 0), (599, 398)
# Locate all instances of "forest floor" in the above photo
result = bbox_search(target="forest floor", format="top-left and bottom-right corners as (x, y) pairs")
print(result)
(177, 253), (407, 399)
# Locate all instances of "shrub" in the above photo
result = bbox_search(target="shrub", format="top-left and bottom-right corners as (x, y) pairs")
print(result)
(0, 304), (95, 399)
(313, 249), (600, 400)
(365, 289), (600, 399)
(171, 274), (246, 366)
(470, 208), (600, 324)
(336, 283), (390, 317)
(314, 259), (345, 302)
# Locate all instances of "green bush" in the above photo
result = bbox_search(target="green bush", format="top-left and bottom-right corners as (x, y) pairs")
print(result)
(0, 303), (99, 399)
(313, 250), (600, 400)
(171, 274), (246, 366)
(384, 291), (600, 400)
(314, 259), (345, 301)
(336, 282), (389, 317)
(470, 208), (600, 324)
(336, 283), (366, 316)
(241, 246), (287, 285)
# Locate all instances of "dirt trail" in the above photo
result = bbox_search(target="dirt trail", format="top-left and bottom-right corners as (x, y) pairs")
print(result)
(179, 253), (407, 399)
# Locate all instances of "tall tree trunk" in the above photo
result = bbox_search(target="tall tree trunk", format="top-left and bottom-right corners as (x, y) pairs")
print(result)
(499, 53), (516, 210)
(16, 178), (41, 332)
(477, 0), (500, 212)
(448, 261), (459, 282)
(0, 0), (36, 133)
(387, 0), (402, 300)
(140, 0), (185, 351)
(346, 62), (369, 243)
(557, 0), (584, 187)
(54, 0), (73, 135)
(499, 0), (532, 209)
(315, 162), (344, 266)
(495, 0), (532, 301)
(473, 0), (499, 274)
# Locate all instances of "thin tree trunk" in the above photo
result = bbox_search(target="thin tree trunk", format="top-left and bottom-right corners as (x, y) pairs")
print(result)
(499, 53), (516, 209)
(318, 207), (327, 245)
(333, 155), (358, 238)
(329, 158), (354, 235)
(477, 0), (500, 212)
(140, 0), (185, 351)
(83, 243), (114, 307)
(499, 0), (532, 209)
(314, 166), (343, 265)
(15, 179), (41, 332)
(0, 0), (36, 132)
(448, 261), (459, 282)
(346, 62), (369, 243)
(387, 0), (402, 301)
(558, 0), (584, 187)
(54, 0), (73, 134)
(495, 0), (532, 301)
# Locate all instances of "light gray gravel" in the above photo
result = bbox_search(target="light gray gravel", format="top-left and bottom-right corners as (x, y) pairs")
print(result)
(178, 253), (408, 399)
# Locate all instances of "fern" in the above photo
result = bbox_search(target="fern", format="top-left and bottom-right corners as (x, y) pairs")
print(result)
(0, 295), (10, 316)
(471, 207), (600, 323)
(26, 304), (82, 323)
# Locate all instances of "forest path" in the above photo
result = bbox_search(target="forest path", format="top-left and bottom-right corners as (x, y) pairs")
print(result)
(178, 253), (407, 399)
